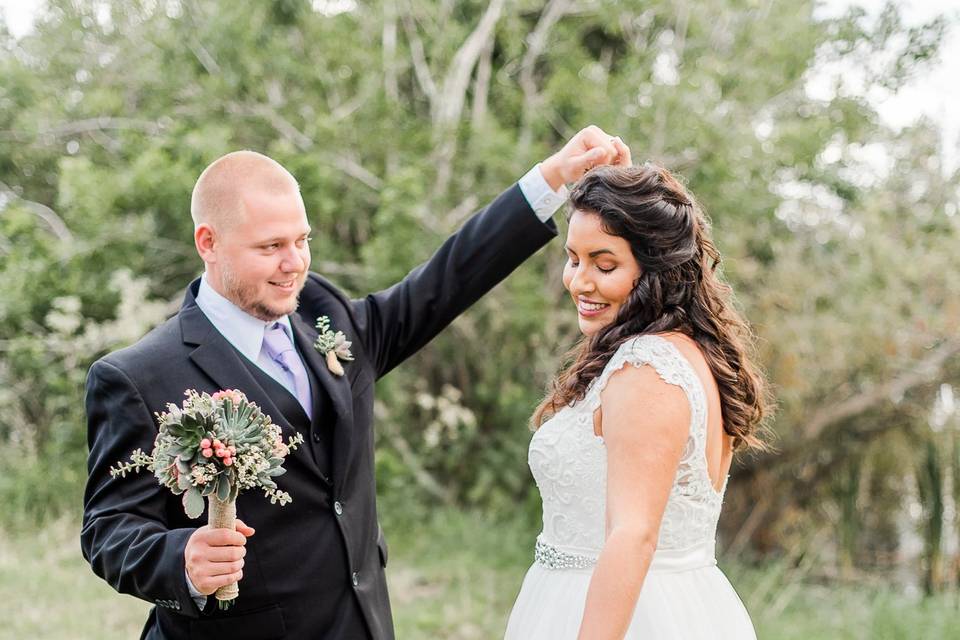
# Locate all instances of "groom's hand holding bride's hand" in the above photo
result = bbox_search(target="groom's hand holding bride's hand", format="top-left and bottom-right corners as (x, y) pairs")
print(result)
(540, 125), (633, 191)
(184, 519), (255, 596)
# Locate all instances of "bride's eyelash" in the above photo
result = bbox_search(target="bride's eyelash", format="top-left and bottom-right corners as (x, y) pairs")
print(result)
(567, 259), (615, 274)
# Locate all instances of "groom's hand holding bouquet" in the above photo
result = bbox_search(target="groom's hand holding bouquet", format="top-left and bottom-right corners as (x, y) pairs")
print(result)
(111, 389), (303, 609)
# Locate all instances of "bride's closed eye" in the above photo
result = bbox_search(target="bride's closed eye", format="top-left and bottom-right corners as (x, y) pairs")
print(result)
(567, 257), (616, 274)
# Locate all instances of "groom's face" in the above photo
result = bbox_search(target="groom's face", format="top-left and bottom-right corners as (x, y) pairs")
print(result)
(216, 188), (312, 321)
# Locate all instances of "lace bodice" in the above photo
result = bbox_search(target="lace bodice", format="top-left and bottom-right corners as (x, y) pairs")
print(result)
(528, 334), (726, 558)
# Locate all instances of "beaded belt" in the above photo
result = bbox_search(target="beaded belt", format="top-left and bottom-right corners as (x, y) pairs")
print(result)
(534, 537), (597, 570)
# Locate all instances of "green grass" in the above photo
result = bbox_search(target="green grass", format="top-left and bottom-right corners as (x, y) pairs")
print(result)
(4, 511), (960, 639)
(0, 518), (151, 639)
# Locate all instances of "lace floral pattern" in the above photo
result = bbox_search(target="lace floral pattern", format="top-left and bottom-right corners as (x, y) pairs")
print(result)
(528, 335), (726, 557)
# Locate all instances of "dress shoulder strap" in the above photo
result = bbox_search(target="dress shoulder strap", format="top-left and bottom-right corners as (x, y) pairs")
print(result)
(585, 335), (708, 450)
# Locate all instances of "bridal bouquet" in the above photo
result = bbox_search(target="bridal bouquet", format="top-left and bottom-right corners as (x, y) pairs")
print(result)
(111, 389), (304, 608)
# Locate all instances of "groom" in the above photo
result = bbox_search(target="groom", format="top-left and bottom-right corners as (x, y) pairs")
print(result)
(81, 126), (629, 639)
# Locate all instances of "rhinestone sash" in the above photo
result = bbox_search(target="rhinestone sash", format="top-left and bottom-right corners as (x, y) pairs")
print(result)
(534, 537), (597, 570)
(534, 537), (720, 573)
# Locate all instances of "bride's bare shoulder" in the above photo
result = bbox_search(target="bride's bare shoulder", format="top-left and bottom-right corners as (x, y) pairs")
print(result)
(650, 332), (707, 367)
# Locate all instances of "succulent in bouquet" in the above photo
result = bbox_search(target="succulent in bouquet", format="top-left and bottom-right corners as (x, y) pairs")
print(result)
(111, 389), (303, 608)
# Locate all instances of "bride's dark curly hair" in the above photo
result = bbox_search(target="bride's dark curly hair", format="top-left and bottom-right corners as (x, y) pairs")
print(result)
(532, 164), (770, 451)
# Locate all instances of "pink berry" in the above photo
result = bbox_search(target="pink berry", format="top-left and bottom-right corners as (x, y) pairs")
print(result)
(215, 448), (226, 458)
(227, 445), (236, 455)
(223, 457), (233, 466)
(200, 438), (211, 449)
(202, 448), (213, 458)
(213, 439), (222, 448)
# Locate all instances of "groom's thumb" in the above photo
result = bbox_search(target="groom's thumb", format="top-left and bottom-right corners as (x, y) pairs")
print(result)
(570, 147), (608, 174)
(235, 519), (256, 537)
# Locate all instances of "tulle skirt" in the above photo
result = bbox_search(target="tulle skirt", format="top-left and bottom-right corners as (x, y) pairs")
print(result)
(504, 541), (756, 639)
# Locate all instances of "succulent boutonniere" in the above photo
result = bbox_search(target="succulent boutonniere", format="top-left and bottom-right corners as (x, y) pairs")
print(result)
(314, 315), (354, 377)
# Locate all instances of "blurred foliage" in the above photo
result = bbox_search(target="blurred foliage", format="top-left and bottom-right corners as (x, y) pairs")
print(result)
(1, 0), (959, 592)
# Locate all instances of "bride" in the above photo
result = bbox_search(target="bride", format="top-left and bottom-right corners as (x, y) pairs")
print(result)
(505, 162), (769, 639)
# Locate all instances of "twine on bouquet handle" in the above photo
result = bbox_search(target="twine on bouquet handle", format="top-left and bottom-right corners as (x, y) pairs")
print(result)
(208, 496), (239, 605)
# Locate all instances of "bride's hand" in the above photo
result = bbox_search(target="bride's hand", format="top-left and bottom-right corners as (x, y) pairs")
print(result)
(540, 125), (632, 190)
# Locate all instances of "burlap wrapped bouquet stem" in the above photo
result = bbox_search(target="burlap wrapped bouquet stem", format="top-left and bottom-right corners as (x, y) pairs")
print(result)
(110, 390), (304, 609)
(208, 495), (239, 603)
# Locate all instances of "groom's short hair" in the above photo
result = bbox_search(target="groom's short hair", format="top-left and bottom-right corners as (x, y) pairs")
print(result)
(191, 150), (301, 230)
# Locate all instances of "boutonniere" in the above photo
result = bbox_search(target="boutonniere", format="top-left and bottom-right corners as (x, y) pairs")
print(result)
(314, 315), (354, 377)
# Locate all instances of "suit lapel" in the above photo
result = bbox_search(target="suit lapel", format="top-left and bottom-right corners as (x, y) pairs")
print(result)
(289, 313), (355, 492)
(179, 304), (292, 435)
(179, 301), (331, 487)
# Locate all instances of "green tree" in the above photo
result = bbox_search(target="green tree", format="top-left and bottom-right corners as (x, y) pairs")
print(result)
(0, 2), (955, 593)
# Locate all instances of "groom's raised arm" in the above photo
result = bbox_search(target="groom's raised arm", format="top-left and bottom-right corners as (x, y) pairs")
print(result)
(340, 126), (631, 379)
(355, 179), (555, 379)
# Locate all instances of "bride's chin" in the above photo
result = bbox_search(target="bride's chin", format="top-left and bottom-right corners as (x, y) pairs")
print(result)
(577, 319), (600, 336)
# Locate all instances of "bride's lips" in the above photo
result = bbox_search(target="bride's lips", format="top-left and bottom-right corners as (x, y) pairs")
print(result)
(577, 297), (610, 318)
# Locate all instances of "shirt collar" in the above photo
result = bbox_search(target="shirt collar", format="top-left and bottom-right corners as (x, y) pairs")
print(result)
(195, 273), (294, 362)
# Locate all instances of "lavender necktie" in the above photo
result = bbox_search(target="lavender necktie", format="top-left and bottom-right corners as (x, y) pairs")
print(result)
(262, 322), (313, 420)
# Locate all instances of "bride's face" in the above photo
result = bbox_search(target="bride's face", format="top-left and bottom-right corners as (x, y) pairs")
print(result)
(562, 210), (642, 336)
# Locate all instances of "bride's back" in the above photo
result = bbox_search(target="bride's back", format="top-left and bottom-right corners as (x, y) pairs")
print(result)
(654, 332), (734, 494)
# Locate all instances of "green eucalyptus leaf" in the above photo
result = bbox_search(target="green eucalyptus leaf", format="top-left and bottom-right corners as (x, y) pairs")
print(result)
(183, 487), (204, 519)
(217, 475), (231, 502)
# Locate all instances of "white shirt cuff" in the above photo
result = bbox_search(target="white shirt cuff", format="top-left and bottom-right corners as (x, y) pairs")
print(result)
(518, 163), (569, 223)
(185, 568), (207, 609)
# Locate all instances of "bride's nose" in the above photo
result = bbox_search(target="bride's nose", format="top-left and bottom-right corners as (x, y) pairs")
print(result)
(569, 266), (595, 296)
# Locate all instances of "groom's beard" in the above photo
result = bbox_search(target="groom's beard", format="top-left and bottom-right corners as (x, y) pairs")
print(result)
(220, 266), (306, 322)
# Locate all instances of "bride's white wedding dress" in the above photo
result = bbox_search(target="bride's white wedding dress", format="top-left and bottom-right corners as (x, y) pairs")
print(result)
(505, 335), (756, 639)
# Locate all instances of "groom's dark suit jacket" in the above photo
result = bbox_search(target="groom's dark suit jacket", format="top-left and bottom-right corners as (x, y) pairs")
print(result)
(81, 184), (556, 640)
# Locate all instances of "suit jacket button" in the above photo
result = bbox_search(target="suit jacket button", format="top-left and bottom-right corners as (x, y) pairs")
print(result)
(351, 571), (359, 587)
(334, 501), (343, 516)
(312, 432), (321, 443)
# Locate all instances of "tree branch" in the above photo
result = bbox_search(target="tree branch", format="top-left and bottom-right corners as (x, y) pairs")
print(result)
(738, 337), (960, 480)
(802, 338), (960, 441)
(0, 117), (162, 142)
(430, 0), (505, 201)
(226, 103), (383, 191)
(651, 0), (690, 157)
(470, 35), (494, 129)
(518, 0), (571, 151)
(376, 401), (455, 505)
(434, 0), (504, 129)
(0, 181), (73, 242)
(401, 14), (438, 105)
(383, 0), (400, 103)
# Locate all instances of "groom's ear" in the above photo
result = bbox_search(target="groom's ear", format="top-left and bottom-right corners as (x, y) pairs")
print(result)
(194, 223), (218, 263)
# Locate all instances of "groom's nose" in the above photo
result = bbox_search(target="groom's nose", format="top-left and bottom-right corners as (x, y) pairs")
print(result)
(279, 246), (307, 273)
